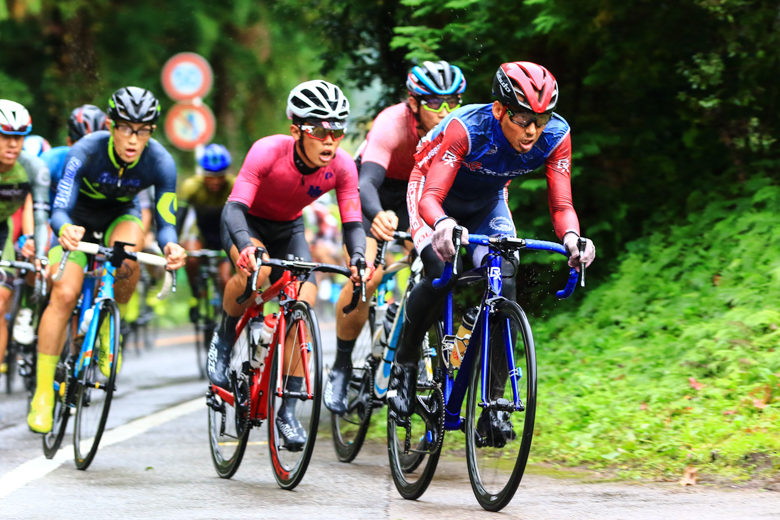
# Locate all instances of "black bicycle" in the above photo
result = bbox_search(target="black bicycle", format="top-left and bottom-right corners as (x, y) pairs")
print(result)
(188, 249), (226, 379)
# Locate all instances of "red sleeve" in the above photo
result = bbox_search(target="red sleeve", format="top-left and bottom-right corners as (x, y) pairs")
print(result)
(418, 120), (470, 226)
(544, 133), (580, 239)
(335, 152), (363, 223)
(229, 140), (266, 207)
(361, 110), (399, 170)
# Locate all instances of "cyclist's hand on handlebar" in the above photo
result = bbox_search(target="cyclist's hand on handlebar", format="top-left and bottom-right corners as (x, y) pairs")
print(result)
(370, 210), (398, 242)
(236, 246), (269, 276)
(164, 243), (187, 271)
(349, 253), (372, 284)
(20, 238), (35, 259)
(563, 233), (596, 272)
(432, 218), (469, 262)
(59, 225), (85, 251)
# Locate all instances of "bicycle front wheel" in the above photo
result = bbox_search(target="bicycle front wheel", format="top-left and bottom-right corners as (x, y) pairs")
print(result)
(44, 323), (75, 459)
(331, 305), (375, 463)
(267, 301), (322, 490)
(207, 326), (252, 478)
(465, 299), (537, 511)
(386, 322), (444, 500)
(73, 301), (120, 470)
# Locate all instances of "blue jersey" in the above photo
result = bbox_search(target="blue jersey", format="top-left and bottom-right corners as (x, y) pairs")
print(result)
(40, 146), (70, 204)
(51, 131), (178, 248)
(417, 104), (571, 200)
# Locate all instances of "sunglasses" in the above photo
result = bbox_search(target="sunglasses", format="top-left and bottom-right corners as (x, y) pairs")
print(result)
(114, 122), (154, 138)
(506, 107), (553, 128)
(300, 123), (346, 141)
(1, 124), (31, 135)
(419, 95), (461, 113)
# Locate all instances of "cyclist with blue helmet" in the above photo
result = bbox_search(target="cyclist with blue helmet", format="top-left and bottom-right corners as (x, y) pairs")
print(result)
(325, 61), (468, 414)
(178, 143), (236, 322)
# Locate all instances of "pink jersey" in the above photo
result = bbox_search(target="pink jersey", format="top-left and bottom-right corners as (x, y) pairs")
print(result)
(362, 103), (419, 181)
(230, 135), (362, 223)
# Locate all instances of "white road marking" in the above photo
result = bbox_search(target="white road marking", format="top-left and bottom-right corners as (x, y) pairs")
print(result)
(0, 397), (202, 499)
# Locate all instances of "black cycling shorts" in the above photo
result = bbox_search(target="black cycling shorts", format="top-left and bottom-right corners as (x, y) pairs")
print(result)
(221, 213), (315, 286)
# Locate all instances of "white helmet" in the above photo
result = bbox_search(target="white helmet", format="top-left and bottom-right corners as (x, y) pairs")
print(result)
(0, 100), (32, 136)
(286, 80), (350, 124)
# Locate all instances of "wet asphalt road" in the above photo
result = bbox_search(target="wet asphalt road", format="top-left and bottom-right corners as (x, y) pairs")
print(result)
(1, 325), (780, 520)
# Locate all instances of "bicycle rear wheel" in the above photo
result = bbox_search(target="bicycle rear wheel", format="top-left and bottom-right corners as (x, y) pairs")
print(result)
(387, 323), (444, 500)
(331, 306), (375, 463)
(465, 300), (537, 511)
(207, 326), (252, 478)
(73, 301), (120, 470)
(43, 324), (75, 459)
(267, 301), (322, 490)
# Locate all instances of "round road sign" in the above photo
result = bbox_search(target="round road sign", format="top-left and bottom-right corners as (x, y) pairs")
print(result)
(161, 52), (213, 101)
(164, 103), (216, 151)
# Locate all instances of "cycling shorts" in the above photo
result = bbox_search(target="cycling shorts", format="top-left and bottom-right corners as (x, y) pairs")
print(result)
(220, 213), (315, 286)
(48, 201), (143, 268)
(362, 178), (410, 240)
(408, 180), (516, 267)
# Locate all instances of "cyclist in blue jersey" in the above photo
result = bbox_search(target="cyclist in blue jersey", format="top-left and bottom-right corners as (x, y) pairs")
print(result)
(27, 87), (186, 433)
(388, 62), (597, 439)
(41, 105), (108, 204)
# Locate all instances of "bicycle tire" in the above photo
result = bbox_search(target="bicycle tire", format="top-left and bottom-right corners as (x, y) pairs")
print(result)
(73, 300), (120, 470)
(207, 327), (252, 478)
(386, 322), (444, 500)
(4, 283), (23, 394)
(267, 301), (322, 490)
(465, 299), (537, 512)
(43, 324), (75, 459)
(331, 307), (375, 463)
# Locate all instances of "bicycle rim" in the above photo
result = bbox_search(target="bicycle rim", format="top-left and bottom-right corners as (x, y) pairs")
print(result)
(73, 301), (120, 470)
(465, 300), (537, 511)
(331, 307), (375, 463)
(207, 327), (252, 478)
(386, 323), (443, 500)
(43, 340), (74, 459)
(267, 302), (322, 490)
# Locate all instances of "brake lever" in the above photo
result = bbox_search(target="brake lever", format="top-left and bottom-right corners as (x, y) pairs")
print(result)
(578, 237), (587, 287)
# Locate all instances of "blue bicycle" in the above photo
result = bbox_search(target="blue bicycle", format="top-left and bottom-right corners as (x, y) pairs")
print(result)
(43, 241), (174, 469)
(386, 228), (582, 511)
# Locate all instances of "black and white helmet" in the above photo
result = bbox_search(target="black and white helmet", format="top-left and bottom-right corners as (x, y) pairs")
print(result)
(0, 99), (32, 136)
(108, 87), (160, 124)
(286, 80), (350, 124)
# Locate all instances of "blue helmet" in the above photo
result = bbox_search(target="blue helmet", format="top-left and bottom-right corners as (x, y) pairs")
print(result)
(199, 143), (231, 174)
(22, 135), (51, 157)
(406, 61), (467, 96)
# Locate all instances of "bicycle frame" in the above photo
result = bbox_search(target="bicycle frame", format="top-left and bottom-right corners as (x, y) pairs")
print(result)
(433, 234), (579, 431)
(210, 270), (311, 422)
(73, 261), (119, 379)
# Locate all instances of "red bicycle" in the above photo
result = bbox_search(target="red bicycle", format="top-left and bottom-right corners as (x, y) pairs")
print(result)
(206, 252), (363, 489)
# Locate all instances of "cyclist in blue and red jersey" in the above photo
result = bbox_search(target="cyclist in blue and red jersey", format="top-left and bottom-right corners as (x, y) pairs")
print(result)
(325, 61), (468, 414)
(388, 62), (596, 439)
(209, 80), (369, 450)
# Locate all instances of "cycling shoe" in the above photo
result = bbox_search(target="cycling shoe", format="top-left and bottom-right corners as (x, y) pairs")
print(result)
(387, 364), (417, 419)
(276, 400), (307, 452)
(324, 365), (352, 415)
(476, 409), (517, 448)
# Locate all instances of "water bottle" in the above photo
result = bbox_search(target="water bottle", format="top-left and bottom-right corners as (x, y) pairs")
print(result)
(451, 307), (478, 368)
(374, 302), (399, 358)
(78, 308), (94, 336)
(250, 314), (277, 369)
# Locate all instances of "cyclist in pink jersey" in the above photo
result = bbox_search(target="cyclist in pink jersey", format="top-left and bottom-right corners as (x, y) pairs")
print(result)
(210, 80), (368, 450)
(325, 61), (468, 415)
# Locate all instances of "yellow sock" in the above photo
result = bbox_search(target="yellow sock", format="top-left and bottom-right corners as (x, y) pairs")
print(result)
(34, 353), (59, 400)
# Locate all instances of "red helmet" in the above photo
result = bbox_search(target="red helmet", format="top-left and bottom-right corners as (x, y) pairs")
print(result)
(492, 62), (558, 113)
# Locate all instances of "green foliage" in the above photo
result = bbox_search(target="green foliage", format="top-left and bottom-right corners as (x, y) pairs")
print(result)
(531, 177), (780, 478)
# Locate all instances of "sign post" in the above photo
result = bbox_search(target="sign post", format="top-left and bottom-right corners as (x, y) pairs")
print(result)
(161, 52), (215, 171)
